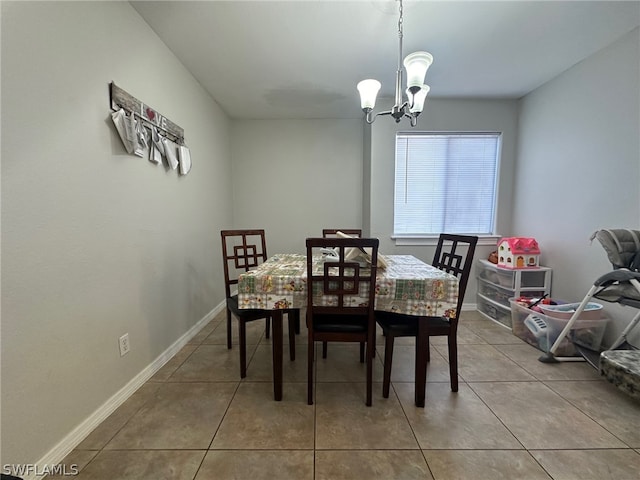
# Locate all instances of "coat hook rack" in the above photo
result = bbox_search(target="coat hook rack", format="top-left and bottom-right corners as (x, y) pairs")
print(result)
(109, 82), (185, 143)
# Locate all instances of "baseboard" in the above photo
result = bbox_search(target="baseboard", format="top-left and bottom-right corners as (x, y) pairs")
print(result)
(27, 301), (225, 480)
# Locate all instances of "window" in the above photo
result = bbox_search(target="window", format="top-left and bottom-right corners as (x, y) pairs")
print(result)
(394, 132), (500, 237)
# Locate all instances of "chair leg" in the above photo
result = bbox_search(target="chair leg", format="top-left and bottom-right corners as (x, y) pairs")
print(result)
(366, 340), (373, 407)
(239, 321), (247, 378)
(322, 341), (328, 359)
(226, 309), (233, 349)
(294, 310), (301, 334)
(382, 331), (395, 398)
(265, 317), (271, 339)
(359, 342), (365, 363)
(307, 334), (314, 405)
(288, 315), (296, 361)
(415, 323), (429, 408)
(448, 334), (458, 392)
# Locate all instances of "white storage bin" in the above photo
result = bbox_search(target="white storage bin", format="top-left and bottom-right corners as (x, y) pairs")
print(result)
(510, 299), (608, 356)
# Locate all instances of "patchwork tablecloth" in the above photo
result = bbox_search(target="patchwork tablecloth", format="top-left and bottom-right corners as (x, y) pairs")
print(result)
(237, 254), (459, 317)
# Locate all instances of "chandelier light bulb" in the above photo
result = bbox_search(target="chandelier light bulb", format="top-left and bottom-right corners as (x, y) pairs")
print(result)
(357, 79), (382, 110)
(403, 52), (434, 90)
(408, 85), (430, 113)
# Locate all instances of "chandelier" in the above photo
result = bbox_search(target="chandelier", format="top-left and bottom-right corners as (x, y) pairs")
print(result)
(357, 0), (433, 127)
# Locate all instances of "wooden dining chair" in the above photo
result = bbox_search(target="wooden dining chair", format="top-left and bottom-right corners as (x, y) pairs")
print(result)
(375, 234), (478, 406)
(306, 237), (379, 406)
(320, 229), (363, 358)
(221, 229), (299, 378)
(322, 228), (362, 238)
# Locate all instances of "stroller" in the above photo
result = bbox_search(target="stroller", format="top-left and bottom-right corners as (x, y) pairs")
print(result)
(539, 230), (640, 383)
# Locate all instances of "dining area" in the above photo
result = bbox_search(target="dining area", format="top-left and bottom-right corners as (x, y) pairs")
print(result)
(52, 228), (640, 479)
(222, 229), (478, 408)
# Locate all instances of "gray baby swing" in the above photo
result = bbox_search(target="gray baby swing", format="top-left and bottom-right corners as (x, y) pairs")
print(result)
(539, 229), (640, 397)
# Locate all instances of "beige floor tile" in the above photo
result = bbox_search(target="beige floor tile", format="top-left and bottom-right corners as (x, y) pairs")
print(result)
(314, 382), (417, 449)
(76, 383), (160, 450)
(105, 382), (236, 449)
(463, 318), (525, 345)
(70, 450), (205, 480)
(530, 449), (640, 480)
(149, 344), (198, 382)
(202, 318), (266, 345)
(210, 382), (314, 449)
(544, 379), (640, 447)
(395, 382), (522, 449)
(314, 344), (384, 383)
(496, 344), (602, 381)
(380, 344), (456, 383)
(245, 344), (310, 382)
(315, 450), (432, 480)
(196, 450), (314, 480)
(429, 325), (488, 345)
(423, 450), (552, 480)
(459, 310), (489, 322)
(447, 344), (535, 382)
(44, 450), (99, 478)
(187, 317), (221, 345)
(169, 344), (254, 382)
(471, 381), (627, 449)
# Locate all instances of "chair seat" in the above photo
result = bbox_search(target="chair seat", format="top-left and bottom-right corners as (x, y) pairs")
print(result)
(227, 295), (271, 318)
(375, 310), (451, 335)
(313, 315), (368, 333)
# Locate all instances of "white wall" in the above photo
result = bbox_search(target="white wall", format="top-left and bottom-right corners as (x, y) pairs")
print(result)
(230, 119), (364, 253)
(514, 28), (640, 345)
(1, 1), (232, 465)
(368, 98), (520, 303)
(231, 102), (519, 306)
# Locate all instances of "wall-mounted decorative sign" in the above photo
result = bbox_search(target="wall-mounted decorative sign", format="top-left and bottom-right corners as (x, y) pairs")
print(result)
(109, 82), (184, 143)
(109, 82), (191, 175)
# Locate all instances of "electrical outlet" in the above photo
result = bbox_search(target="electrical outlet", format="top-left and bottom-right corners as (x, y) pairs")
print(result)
(119, 333), (130, 357)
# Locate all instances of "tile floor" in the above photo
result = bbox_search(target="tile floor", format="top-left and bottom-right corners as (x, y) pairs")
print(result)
(50, 310), (640, 479)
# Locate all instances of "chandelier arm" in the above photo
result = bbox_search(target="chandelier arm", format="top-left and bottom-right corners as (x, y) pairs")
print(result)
(405, 111), (421, 127)
(363, 109), (394, 124)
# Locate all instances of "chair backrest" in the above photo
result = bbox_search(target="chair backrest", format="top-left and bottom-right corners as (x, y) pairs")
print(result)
(322, 229), (362, 238)
(220, 229), (267, 299)
(306, 237), (379, 318)
(592, 229), (640, 270)
(432, 234), (479, 318)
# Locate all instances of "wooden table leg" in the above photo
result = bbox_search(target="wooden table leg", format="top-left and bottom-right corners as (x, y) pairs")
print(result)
(415, 318), (428, 408)
(271, 309), (284, 401)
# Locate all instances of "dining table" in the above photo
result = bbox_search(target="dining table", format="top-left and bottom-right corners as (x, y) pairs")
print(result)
(237, 253), (460, 404)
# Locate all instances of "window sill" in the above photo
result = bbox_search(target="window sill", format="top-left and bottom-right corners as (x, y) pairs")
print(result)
(392, 235), (501, 247)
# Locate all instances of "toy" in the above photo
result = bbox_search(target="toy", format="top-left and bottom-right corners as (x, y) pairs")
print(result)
(497, 237), (540, 269)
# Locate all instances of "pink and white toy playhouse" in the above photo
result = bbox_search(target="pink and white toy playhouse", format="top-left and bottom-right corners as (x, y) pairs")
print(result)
(497, 237), (540, 269)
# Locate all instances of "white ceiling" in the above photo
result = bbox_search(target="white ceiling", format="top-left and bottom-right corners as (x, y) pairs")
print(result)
(131, 0), (640, 120)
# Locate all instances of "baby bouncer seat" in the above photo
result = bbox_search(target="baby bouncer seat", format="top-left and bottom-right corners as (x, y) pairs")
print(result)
(540, 229), (640, 398)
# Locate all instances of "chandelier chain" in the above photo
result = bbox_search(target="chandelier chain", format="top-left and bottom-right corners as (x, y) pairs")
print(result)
(397, 0), (404, 72)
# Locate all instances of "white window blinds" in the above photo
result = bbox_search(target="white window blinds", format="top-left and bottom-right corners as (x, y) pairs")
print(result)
(394, 132), (500, 236)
